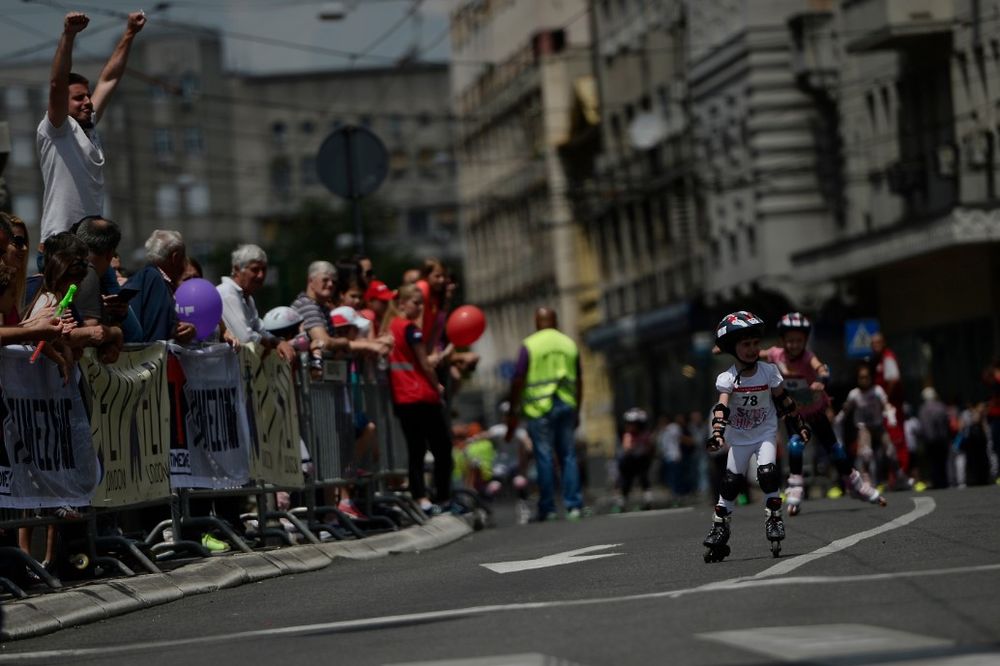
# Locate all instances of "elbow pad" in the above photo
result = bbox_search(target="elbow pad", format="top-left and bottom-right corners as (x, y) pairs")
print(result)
(775, 390), (797, 418)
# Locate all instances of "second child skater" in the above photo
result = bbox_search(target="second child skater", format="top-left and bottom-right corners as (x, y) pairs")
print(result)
(702, 311), (811, 562)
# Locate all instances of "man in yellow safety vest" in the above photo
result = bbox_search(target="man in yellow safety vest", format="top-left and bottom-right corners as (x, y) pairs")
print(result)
(506, 307), (584, 521)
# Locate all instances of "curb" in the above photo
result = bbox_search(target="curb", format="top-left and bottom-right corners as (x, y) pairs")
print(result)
(0, 515), (472, 641)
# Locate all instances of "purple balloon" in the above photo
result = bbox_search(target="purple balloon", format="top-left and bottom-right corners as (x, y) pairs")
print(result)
(174, 278), (223, 341)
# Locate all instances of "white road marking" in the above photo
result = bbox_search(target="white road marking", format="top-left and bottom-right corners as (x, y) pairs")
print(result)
(611, 507), (693, 518)
(481, 544), (623, 574)
(699, 624), (954, 662)
(752, 496), (936, 579)
(8, 563), (997, 663)
(0, 498), (953, 662)
(385, 654), (586, 666)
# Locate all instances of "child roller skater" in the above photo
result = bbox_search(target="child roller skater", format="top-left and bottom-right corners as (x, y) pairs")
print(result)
(762, 313), (886, 514)
(703, 311), (811, 562)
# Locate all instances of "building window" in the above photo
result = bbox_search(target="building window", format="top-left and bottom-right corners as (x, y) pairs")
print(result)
(746, 225), (756, 256)
(186, 183), (210, 216)
(300, 156), (318, 186)
(11, 136), (34, 167)
(4, 86), (27, 111)
(156, 184), (179, 219)
(180, 71), (200, 101)
(153, 128), (173, 160)
(390, 150), (408, 179)
(418, 148), (436, 179)
(271, 121), (287, 149)
(183, 127), (204, 156)
(270, 157), (292, 199)
(407, 209), (430, 236)
(150, 80), (169, 102)
(300, 120), (315, 134)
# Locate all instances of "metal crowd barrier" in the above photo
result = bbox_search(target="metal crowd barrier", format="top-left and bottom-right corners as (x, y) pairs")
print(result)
(0, 342), (431, 599)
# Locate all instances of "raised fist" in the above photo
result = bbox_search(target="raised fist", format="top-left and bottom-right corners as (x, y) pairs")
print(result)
(126, 11), (147, 34)
(64, 12), (90, 34)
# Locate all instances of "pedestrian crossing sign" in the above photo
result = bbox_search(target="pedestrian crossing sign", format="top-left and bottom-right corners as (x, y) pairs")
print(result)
(845, 319), (880, 358)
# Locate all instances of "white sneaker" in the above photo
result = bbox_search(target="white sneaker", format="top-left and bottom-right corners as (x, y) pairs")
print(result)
(162, 528), (174, 544)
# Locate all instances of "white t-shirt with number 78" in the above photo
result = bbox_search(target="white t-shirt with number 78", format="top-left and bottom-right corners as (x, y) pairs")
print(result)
(715, 362), (784, 446)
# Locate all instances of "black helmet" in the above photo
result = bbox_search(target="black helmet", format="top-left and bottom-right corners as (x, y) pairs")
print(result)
(777, 312), (811, 335)
(715, 310), (765, 355)
(623, 407), (648, 425)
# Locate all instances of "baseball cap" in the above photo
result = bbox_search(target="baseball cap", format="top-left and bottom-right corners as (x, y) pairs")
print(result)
(364, 280), (395, 302)
(330, 305), (371, 335)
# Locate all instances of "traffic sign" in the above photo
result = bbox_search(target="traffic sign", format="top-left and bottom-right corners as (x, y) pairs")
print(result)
(845, 319), (880, 359)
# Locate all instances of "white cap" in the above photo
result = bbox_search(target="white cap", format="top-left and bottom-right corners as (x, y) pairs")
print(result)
(262, 306), (303, 332)
(330, 306), (370, 335)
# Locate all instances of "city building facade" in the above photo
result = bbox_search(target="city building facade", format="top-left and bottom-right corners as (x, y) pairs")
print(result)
(0, 26), (458, 273)
(450, 0), (616, 451)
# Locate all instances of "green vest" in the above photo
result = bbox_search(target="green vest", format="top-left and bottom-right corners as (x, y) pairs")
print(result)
(522, 328), (579, 418)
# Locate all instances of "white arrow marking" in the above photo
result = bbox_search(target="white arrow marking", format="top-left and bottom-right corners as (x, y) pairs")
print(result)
(481, 544), (624, 574)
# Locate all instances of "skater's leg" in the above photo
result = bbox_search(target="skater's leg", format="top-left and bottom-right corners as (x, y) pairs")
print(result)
(756, 441), (785, 551)
(785, 430), (807, 515)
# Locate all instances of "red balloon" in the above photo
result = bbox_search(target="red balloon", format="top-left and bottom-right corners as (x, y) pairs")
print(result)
(446, 305), (486, 347)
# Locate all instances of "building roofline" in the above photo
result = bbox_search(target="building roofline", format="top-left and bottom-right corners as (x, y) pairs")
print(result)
(239, 62), (448, 82)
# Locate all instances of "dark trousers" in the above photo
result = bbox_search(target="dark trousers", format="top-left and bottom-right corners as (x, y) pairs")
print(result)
(394, 402), (453, 503)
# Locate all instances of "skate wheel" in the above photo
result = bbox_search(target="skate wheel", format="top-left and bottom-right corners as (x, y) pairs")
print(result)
(788, 504), (800, 516)
(770, 541), (781, 558)
(70, 553), (90, 570)
(876, 496), (887, 507)
(703, 545), (730, 563)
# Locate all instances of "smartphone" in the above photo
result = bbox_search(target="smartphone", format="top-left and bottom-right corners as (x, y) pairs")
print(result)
(106, 287), (138, 304)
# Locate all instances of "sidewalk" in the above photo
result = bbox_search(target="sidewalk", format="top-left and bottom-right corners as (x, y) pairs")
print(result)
(0, 515), (472, 641)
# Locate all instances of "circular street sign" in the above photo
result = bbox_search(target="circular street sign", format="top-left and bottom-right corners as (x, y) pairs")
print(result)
(316, 125), (388, 199)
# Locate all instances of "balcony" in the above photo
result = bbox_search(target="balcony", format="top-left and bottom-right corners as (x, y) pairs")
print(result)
(842, 0), (954, 53)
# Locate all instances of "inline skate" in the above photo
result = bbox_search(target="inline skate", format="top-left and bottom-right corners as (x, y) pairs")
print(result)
(764, 497), (784, 558)
(703, 506), (731, 563)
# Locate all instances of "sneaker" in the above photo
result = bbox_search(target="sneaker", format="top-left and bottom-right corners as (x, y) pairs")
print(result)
(201, 533), (230, 553)
(913, 480), (928, 492)
(338, 499), (368, 520)
(422, 503), (443, 517)
(826, 486), (844, 499)
(567, 508), (582, 522)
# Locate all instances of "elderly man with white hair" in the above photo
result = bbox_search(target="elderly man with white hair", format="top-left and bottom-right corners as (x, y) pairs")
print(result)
(291, 260), (389, 356)
(124, 229), (197, 343)
(218, 244), (294, 362)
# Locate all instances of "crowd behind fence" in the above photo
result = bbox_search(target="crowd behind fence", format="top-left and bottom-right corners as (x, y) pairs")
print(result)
(0, 341), (420, 598)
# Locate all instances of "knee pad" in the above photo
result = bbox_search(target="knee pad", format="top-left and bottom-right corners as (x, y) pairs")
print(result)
(788, 435), (806, 458)
(720, 470), (744, 501)
(832, 441), (847, 462)
(757, 463), (780, 493)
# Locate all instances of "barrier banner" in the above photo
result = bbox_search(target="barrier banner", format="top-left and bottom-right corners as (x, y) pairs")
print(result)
(239, 344), (303, 488)
(0, 346), (99, 508)
(81, 343), (170, 507)
(168, 344), (251, 489)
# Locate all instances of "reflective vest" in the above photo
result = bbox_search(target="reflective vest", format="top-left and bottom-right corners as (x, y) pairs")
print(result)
(388, 316), (439, 404)
(522, 328), (579, 419)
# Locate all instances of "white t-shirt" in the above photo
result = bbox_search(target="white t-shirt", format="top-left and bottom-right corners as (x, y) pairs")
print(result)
(658, 423), (683, 462)
(715, 362), (784, 446)
(37, 115), (106, 243)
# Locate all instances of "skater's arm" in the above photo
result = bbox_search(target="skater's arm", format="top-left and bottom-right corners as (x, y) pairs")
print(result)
(774, 385), (811, 442)
(809, 353), (831, 392)
(706, 393), (729, 451)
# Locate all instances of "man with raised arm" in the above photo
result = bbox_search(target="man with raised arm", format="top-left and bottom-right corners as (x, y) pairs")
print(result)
(37, 10), (146, 258)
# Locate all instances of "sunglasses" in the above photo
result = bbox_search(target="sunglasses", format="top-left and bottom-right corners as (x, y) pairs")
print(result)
(10, 236), (27, 250)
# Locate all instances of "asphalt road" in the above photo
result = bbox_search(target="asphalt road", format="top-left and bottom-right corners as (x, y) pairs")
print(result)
(2, 486), (999, 665)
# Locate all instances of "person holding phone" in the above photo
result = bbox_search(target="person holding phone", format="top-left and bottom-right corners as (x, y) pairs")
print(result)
(71, 215), (128, 361)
